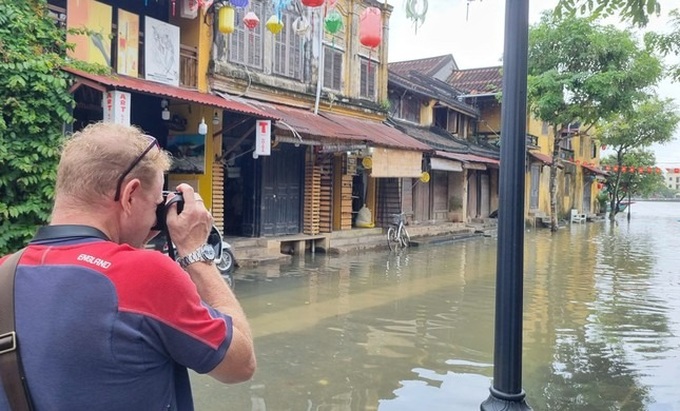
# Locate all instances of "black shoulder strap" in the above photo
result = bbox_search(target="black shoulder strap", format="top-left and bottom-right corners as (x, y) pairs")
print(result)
(0, 249), (35, 411)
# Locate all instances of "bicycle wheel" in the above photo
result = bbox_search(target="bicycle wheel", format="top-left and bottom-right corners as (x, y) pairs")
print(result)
(399, 227), (411, 248)
(387, 226), (399, 251)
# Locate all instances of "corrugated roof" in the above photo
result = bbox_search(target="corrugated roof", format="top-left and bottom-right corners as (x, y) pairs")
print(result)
(581, 163), (608, 175)
(391, 120), (469, 152)
(389, 55), (456, 78)
(63, 67), (277, 119)
(320, 112), (431, 151)
(448, 66), (503, 95)
(436, 150), (500, 166)
(529, 151), (554, 165)
(243, 101), (430, 151)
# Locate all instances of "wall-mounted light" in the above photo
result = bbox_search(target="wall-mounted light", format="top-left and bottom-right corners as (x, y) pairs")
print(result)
(212, 111), (220, 125)
(198, 117), (208, 135)
(161, 99), (170, 121)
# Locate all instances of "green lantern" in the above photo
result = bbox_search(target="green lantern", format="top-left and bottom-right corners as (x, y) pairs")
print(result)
(324, 10), (343, 35)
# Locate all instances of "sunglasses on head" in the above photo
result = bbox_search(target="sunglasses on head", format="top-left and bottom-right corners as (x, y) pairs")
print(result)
(113, 135), (160, 201)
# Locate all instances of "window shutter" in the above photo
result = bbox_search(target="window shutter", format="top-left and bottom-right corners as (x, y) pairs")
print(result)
(332, 51), (342, 90)
(360, 60), (367, 97)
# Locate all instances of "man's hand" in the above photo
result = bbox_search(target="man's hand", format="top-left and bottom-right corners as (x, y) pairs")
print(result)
(165, 184), (213, 258)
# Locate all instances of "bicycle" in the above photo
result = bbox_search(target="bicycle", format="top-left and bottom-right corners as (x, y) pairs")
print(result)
(387, 212), (411, 251)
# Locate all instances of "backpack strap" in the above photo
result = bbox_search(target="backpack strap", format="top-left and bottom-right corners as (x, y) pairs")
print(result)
(0, 249), (34, 411)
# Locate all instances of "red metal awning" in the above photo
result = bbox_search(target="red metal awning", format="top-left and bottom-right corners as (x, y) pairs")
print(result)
(581, 163), (608, 176)
(63, 67), (277, 119)
(528, 151), (554, 165)
(320, 112), (430, 151)
(243, 101), (430, 151)
(436, 150), (500, 166)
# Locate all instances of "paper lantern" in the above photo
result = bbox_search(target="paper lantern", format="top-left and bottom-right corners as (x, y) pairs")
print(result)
(613, 165), (619, 172)
(292, 16), (311, 36)
(301, 0), (324, 7)
(266, 15), (284, 34)
(243, 11), (259, 30)
(230, 0), (249, 7)
(622, 166), (628, 172)
(675, 168), (680, 174)
(218, 5), (235, 34)
(359, 7), (382, 49)
(324, 10), (343, 35)
(638, 166), (644, 173)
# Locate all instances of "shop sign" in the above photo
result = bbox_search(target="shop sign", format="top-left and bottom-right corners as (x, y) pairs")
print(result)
(102, 90), (131, 125)
(255, 120), (271, 156)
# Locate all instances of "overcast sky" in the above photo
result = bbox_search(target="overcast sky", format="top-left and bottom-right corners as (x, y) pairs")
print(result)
(386, 0), (680, 168)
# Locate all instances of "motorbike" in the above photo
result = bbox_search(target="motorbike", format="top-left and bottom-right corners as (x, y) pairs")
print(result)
(149, 225), (236, 287)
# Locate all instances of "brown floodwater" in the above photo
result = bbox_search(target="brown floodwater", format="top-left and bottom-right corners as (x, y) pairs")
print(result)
(190, 200), (680, 411)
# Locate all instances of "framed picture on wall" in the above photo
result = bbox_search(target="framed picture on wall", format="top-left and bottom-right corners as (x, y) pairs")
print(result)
(167, 134), (205, 174)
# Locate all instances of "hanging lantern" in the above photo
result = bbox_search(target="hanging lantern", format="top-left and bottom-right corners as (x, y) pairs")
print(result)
(575, 159), (580, 165)
(638, 166), (644, 173)
(613, 165), (619, 172)
(301, 0), (324, 7)
(243, 11), (260, 30)
(597, 182), (604, 189)
(266, 15), (284, 35)
(604, 165), (610, 171)
(656, 168), (662, 174)
(622, 166), (628, 172)
(230, 0), (249, 7)
(292, 16), (311, 36)
(675, 168), (680, 174)
(324, 10), (343, 35)
(646, 166), (652, 173)
(218, 5), (236, 34)
(359, 7), (382, 49)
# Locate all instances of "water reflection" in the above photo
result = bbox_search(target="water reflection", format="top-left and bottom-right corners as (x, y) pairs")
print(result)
(192, 201), (680, 411)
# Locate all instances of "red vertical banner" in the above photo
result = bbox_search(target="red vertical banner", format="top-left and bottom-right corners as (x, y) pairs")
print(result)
(255, 120), (271, 156)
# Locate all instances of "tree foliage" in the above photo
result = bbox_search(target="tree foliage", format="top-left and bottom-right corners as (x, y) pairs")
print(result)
(555, 0), (662, 27)
(644, 8), (680, 82)
(527, 12), (663, 230)
(0, 0), (75, 254)
(597, 96), (679, 218)
(601, 150), (667, 214)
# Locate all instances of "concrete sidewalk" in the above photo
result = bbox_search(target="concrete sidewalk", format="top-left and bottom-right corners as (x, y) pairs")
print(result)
(228, 219), (497, 268)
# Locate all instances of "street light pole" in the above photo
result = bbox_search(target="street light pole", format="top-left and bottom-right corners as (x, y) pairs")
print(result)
(480, 0), (532, 410)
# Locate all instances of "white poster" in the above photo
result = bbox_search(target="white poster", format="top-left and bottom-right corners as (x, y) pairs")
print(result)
(255, 120), (271, 156)
(102, 90), (131, 125)
(144, 16), (180, 86)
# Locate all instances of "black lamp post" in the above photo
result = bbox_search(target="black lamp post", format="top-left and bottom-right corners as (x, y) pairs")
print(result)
(480, 0), (532, 410)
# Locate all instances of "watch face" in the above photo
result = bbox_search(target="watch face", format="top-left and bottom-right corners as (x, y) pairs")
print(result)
(201, 245), (216, 261)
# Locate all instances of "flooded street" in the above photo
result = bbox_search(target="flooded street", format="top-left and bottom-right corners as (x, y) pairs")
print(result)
(191, 201), (680, 410)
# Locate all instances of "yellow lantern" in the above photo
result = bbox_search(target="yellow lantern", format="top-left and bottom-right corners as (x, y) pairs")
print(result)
(265, 15), (284, 35)
(218, 6), (235, 34)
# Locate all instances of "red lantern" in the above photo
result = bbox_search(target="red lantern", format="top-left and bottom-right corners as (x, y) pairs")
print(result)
(675, 168), (680, 174)
(597, 182), (604, 189)
(301, 0), (324, 7)
(243, 11), (259, 30)
(359, 7), (382, 49)
(657, 168), (662, 174)
(647, 166), (652, 173)
(604, 165), (610, 171)
(613, 165), (619, 172)
(638, 166), (644, 173)
(575, 159), (580, 165)
(622, 166), (628, 172)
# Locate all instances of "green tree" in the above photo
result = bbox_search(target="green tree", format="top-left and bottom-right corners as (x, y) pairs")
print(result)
(527, 12), (663, 231)
(555, 0), (662, 27)
(645, 8), (680, 82)
(597, 96), (679, 219)
(0, 0), (75, 254)
(601, 150), (666, 218)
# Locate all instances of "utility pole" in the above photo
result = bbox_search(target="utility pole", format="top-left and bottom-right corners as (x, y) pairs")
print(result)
(480, 0), (532, 410)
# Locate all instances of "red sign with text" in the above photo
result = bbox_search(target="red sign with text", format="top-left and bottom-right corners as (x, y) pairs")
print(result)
(255, 120), (271, 156)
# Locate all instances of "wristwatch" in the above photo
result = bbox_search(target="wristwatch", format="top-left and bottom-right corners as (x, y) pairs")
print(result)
(177, 244), (216, 269)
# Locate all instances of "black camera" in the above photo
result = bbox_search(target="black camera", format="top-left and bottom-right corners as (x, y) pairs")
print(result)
(152, 191), (184, 231)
